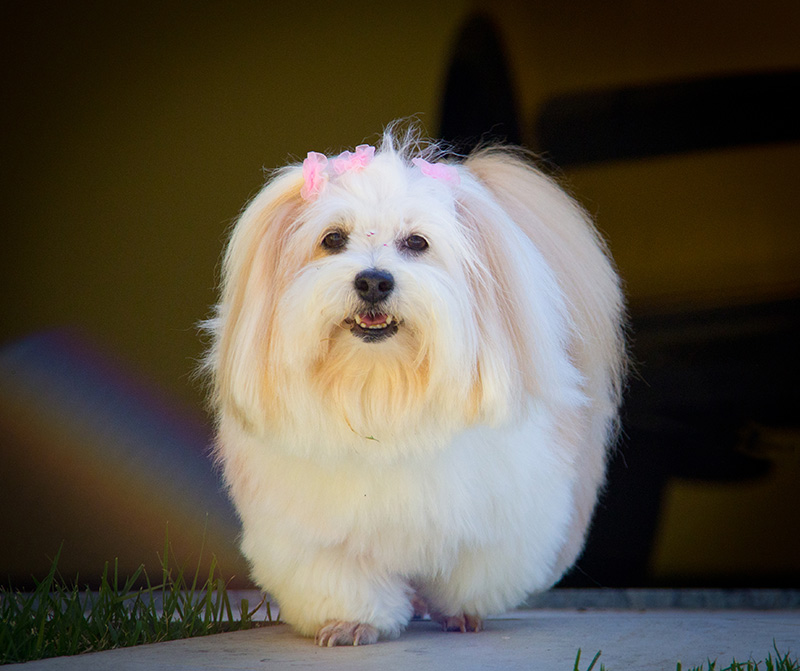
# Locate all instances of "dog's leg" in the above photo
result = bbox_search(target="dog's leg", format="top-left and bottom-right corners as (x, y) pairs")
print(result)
(417, 539), (551, 636)
(250, 545), (413, 646)
(274, 573), (411, 646)
(410, 591), (430, 619)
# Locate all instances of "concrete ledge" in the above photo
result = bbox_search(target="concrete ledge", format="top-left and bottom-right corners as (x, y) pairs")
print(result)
(10, 609), (800, 670)
(219, 588), (800, 622)
(521, 588), (800, 610)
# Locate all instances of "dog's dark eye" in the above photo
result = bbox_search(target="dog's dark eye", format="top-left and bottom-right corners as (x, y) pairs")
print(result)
(321, 230), (347, 251)
(403, 234), (429, 253)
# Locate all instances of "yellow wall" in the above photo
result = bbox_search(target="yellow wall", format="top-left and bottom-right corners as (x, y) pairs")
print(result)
(3, 0), (799, 584)
(3, 1), (471, 410)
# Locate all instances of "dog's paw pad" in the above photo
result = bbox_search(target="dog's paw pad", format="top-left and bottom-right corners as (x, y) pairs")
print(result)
(436, 613), (483, 633)
(315, 621), (379, 647)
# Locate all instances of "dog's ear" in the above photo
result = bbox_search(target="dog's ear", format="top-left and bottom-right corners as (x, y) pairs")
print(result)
(456, 151), (594, 422)
(461, 148), (625, 418)
(211, 167), (305, 430)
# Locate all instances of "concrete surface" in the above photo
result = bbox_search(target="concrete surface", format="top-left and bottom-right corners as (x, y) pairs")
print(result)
(10, 609), (800, 670)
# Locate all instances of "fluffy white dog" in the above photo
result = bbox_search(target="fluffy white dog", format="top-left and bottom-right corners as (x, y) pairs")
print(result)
(205, 127), (625, 646)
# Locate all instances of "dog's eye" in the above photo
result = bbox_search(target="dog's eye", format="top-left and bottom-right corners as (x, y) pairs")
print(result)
(321, 230), (347, 251)
(403, 234), (429, 253)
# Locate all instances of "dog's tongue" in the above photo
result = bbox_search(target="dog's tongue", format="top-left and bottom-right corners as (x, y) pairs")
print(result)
(359, 313), (388, 326)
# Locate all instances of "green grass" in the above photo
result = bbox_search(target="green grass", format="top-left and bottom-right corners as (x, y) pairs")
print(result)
(574, 645), (799, 671)
(574, 648), (606, 670)
(0, 540), (275, 665)
(676, 645), (800, 671)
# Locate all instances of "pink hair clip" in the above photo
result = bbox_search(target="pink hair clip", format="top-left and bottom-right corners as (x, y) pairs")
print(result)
(412, 157), (460, 186)
(300, 151), (329, 201)
(332, 144), (375, 175)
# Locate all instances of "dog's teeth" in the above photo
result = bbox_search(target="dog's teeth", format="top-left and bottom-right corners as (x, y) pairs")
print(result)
(354, 315), (394, 330)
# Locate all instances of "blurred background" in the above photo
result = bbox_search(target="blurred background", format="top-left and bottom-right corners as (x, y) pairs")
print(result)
(2, 0), (798, 590)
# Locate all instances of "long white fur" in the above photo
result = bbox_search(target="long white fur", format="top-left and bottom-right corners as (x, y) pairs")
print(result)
(205, 127), (625, 643)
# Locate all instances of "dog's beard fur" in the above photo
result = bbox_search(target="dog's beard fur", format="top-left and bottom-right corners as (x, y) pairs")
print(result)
(205, 126), (626, 643)
(269, 228), (486, 453)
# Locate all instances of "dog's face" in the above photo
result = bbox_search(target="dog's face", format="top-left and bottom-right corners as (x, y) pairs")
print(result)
(280, 151), (478, 380)
(211, 141), (572, 456)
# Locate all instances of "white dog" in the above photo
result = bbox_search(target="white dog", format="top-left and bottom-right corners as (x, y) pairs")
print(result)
(205, 127), (625, 646)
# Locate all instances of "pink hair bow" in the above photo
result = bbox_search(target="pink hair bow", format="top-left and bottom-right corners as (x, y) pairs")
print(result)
(412, 157), (460, 186)
(301, 144), (377, 201)
(300, 152), (329, 201)
(332, 144), (375, 174)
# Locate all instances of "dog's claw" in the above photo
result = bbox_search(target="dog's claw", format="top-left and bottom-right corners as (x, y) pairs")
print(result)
(437, 613), (483, 633)
(315, 621), (379, 647)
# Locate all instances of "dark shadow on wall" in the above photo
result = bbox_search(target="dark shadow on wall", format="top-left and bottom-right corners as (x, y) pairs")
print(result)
(438, 13), (522, 154)
(572, 297), (800, 588)
(534, 70), (800, 167)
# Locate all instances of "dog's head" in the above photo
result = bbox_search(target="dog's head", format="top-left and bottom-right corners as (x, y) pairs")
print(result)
(207, 131), (579, 453)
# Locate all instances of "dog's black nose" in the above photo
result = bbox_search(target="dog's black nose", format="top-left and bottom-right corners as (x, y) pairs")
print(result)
(354, 269), (394, 303)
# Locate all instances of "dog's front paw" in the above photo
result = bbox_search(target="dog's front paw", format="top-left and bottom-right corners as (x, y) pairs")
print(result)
(435, 613), (483, 633)
(315, 621), (379, 647)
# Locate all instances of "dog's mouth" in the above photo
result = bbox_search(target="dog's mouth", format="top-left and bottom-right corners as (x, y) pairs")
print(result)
(344, 312), (399, 342)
